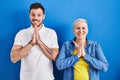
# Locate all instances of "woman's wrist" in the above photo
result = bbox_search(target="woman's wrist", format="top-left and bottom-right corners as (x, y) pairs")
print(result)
(77, 53), (81, 58)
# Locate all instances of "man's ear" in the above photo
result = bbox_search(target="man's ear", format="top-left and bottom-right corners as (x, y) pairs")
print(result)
(43, 15), (45, 20)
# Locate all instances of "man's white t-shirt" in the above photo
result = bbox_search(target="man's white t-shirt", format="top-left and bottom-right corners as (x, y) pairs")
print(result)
(14, 25), (59, 80)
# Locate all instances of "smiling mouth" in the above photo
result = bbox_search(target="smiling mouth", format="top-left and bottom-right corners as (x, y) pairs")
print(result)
(33, 20), (38, 23)
(32, 20), (40, 24)
(78, 33), (83, 35)
(33, 19), (38, 22)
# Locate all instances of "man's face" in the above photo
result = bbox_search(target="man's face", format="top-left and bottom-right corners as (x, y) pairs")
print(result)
(29, 8), (45, 28)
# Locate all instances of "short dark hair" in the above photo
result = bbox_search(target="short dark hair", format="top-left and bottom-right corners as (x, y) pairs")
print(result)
(29, 2), (45, 14)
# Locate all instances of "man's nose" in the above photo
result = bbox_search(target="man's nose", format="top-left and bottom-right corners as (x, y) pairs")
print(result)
(34, 15), (38, 19)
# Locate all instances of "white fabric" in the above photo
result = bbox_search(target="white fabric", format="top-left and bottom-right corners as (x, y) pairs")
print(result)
(14, 24), (59, 80)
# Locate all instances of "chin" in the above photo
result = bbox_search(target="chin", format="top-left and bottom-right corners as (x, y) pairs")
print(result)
(77, 36), (86, 39)
(32, 23), (41, 27)
(76, 37), (82, 39)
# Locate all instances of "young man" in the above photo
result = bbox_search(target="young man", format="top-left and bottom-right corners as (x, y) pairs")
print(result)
(10, 2), (59, 80)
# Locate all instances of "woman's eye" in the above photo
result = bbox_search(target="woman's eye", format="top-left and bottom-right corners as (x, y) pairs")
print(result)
(82, 27), (85, 29)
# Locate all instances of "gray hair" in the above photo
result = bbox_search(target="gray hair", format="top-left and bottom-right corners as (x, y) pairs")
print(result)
(73, 18), (88, 27)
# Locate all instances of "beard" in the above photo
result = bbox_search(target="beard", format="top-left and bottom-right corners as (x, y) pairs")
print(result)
(31, 19), (42, 28)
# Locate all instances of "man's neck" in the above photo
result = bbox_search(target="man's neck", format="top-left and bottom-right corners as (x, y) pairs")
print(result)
(32, 24), (43, 30)
(37, 24), (43, 30)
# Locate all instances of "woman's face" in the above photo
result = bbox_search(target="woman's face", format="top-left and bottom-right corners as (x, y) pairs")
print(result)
(74, 21), (88, 39)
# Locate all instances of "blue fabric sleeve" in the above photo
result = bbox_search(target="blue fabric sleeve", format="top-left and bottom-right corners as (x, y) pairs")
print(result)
(84, 43), (108, 72)
(56, 43), (79, 70)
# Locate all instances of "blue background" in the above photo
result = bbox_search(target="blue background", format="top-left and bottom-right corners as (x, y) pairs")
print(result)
(0, 0), (120, 80)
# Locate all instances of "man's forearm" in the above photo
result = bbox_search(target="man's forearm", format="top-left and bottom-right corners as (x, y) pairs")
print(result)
(11, 41), (34, 63)
(37, 41), (54, 60)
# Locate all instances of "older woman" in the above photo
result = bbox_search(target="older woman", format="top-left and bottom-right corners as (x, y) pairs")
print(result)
(56, 18), (108, 80)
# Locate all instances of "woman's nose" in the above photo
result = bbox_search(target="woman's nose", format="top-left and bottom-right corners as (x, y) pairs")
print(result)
(79, 28), (82, 32)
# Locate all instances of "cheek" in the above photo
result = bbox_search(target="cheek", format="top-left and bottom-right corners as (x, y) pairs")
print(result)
(74, 31), (78, 36)
(30, 17), (35, 20)
(37, 17), (43, 21)
(86, 30), (88, 34)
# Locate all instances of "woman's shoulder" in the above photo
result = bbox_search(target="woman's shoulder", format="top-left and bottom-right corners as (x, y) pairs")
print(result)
(64, 40), (73, 44)
(61, 40), (74, 47)
(87, 40), (100, 46)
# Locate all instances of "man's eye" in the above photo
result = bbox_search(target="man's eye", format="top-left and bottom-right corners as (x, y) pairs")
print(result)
(38, 15), (41, 17)
(31, 14), (35, 17)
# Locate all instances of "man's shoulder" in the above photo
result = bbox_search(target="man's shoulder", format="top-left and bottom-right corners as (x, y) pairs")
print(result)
(44, 26), (55, 31)
(44, 26), (56, 34)
(16, 27), (31, 34)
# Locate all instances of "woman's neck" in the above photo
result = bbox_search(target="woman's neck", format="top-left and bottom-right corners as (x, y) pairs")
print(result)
(75, 37), (87, 47)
